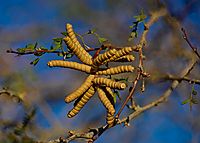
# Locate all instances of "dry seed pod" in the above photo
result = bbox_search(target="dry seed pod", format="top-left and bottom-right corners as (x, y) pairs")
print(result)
(65, 75), (95, 103)
(93, 49), (117, 66)
(105, 47), (133, 63)
(96, 65), (134, 75)
(106, 111), (115, 126)
(48, 60), (91, 73)
(67, 86), (95, 118)
(97, 88), (115, 115)
(114, 55), (135, 62)
(105, 87), (114, 97)
(66, 24), (81, 47)
(63, 36), (92, 65)
(93, 77), (126, 89)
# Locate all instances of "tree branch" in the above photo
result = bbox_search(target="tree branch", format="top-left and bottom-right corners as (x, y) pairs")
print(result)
(181, 28), (200, 59)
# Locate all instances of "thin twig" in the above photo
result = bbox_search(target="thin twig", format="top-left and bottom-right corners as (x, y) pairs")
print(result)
(181, 28), (200, 59)
(162, 74), (200, 85)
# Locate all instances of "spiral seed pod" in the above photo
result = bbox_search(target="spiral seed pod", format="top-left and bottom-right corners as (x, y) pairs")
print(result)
(93, 49), (117, 66)
(67, 86), (95, 118)
(66, 24), (81, 46)
(105, 87), (114, 98)
(48, 60), (91, 73)
(65, 75), (95, 103)
(96, 65), (134, 75)
(106, 111), (115, 126)
(114, 55), (135, 62)
(93, 77), (126, 89)
(97, 88), (115, 115)
(63, 36), (92, 65)
(105, 47), (133, 63)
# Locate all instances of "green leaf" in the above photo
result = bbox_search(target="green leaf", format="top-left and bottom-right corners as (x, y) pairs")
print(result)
(88, 28), (96, 34)
(61, 32), (67, 36)
(51, 44), (62, 51)
(17, 48), (26, 53)
(181, 99), (190, 105)
(26, 43), (36, 50)
(114, 90), (121, 102)
(98, 37), (107, 44)
(191, 98), (198, 104)
(192, 86), (197, 95)
(192, 90), (197, 95)
(66, 53), (73, 58)
(134, 10), (146, 22)
(30, 58), (40, 66)
(53, 38), (63, 45)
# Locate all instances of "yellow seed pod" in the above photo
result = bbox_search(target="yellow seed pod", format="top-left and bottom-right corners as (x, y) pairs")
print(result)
(97, 88), (115, 115)
(66, 24), (80, 45)
(63, 36), (92, 65)
(114, 55), (135, 62)
(93, 77), (126, 90)
(105, 47), (133, 63)
(65, 75), (95, 103)
(106, 111), (115, 126)
(105, 87), (114, 98)
(96, 65), (134, 75)
(67, 86), (95, 118)
(93, 49), (117, 66)
(48, 60), (91, 73)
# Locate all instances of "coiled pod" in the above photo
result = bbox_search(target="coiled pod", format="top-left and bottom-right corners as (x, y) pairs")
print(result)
(93, 49), (117, 66)
(66, 24), (81, 47)
(105, 47), (133, 63)
(97, 88), (115, 115)
(93, 77), (126, 90)
(63, 36), (92, 65)
(114, 55), (135, 62)
(96, 65), (134, 75)
(106, 111), (115, 126)
(65, 75), (95, 103)
(67, 86), (95, 118)
(48, 60), (91, 73)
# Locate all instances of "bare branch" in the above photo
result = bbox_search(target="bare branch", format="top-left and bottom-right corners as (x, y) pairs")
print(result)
(181, 28), (200, 59)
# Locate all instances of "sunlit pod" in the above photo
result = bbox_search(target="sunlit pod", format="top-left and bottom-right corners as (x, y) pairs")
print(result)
(97, 88), (115, 115)
(93, 77), (126, 89)
(114, 55), (135, 62)
(105, 47), (133, 63)
(93, 49), (117, 66)
(65, 75), (95, 103)
(48, 60), (91, 73)
(66, 23), (81, 47)
(96, 65), (134, 75)
(63, 36), (92, 65)
(106, 111), (115, 126)
(67, 86), (95, 118)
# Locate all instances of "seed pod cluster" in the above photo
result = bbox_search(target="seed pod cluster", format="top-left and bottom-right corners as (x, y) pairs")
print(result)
(47, 23), (137, 125)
